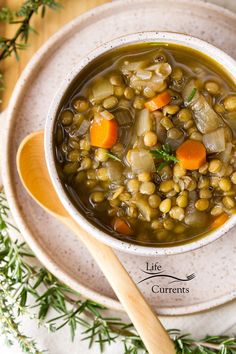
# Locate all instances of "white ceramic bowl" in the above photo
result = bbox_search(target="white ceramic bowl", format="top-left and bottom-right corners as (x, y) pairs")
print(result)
(45, 31), (236, 256)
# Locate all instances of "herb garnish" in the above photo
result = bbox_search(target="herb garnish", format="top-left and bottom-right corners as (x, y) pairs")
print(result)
(106, 152), (121, 162)
(1, 192), (236, 354)
(0, 1), (62, 62)
(187, 87), (197, 102)
(0, 0), (62, 107)
(150, 144), (179, 171)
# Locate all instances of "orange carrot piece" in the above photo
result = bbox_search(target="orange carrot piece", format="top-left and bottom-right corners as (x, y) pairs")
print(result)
(176, 139), (206, 170)
(211, 212), (229, 230)
(90, 118), (118, 149)
(112, 217), (134, 236)
(144, 91), (171, 112)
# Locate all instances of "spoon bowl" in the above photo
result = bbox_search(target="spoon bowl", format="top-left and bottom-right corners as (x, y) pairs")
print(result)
(17, 130), (175, 354)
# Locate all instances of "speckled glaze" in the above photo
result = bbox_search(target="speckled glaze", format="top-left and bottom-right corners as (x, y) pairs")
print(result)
(2, 0), (236, 315)
(45, 31), (236, 256)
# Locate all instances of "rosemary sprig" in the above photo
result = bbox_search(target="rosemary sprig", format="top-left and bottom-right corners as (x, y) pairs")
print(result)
(171, 329), (236, 353)
(2, 193), (236, 354)
(0, 0), (62, 106)
(0, 1), (62, 62)
(150, 144), (179, 171)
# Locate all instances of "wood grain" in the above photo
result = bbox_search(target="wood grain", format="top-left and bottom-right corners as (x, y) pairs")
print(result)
(1, 0), (110, 109)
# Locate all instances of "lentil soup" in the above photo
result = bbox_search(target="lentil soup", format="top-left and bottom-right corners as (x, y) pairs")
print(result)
(54, 43), (236, 246)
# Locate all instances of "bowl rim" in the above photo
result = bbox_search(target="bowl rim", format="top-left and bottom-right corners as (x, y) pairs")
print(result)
(45, 31), (236, 256)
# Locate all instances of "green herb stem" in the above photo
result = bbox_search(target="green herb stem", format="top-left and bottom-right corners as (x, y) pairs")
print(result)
(0, 0), (62, 105)
(106, 152), (121, 162)
(187, 87), (197, 102)
(2, 188), (236, 353)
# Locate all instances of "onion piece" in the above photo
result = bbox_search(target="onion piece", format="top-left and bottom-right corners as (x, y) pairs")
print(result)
(155, 63), (172, 79)
(224, 112), (236, 137)
(136, 109), (152, 136)
(219, 142), (233, 163)
(77, 119), (90, 135)
(110, 186), (125, 200)
(130, 149), (155, 173)
(202, 127), (225, 153)
(92, 79), (113, 102)
(183, 80), (224, 133)
(146, 64), (162, 71)
(129, 75), (165, 92)
(151, 74), (165, 83)
(132, 195), (152, 221)
(119, 126), (133, 149)
(100, 110), (114, 120)
(185, 211), (208, 228)
(121, 60), (147, 74)
(136, 70), (152, 80)
(69, 119), (90, 137)
(106, 160), (123, 182)
(115, 110), (133, 126)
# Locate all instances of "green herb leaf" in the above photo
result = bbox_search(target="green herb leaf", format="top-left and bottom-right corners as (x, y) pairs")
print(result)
(187, 87), (197, 102)
(0, 0), (61, 64)
(150, 144), (178, 171)
(1, 178), (236, 352)
(106, 152), (121, 162)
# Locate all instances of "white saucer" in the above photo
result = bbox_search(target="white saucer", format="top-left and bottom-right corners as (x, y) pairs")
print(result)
(2, 0), (236, 315)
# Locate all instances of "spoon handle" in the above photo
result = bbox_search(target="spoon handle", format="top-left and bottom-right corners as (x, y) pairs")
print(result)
(64, 217), (175, 354)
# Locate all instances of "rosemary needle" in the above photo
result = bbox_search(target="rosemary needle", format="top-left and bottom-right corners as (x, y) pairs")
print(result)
(150, 144), (179, 171)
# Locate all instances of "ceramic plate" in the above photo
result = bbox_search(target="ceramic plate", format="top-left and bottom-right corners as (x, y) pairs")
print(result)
(2, 0), (236, 315)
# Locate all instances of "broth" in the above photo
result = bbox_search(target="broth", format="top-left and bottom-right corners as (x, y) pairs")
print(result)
(53, 43), (236, 246)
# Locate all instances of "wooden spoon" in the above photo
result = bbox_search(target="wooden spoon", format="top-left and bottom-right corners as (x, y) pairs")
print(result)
(16, 130), (175, 354)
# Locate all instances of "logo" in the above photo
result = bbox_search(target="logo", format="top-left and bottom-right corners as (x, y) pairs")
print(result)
(139, 262), (195, 294)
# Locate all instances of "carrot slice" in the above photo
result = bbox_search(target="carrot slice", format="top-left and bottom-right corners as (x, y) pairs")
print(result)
(176, 139), (206, 170)
(112, 217), (134, 236)
(211, 212), (228, 230)
(90, 118), (118, 149)
(144, 91), (171, 112)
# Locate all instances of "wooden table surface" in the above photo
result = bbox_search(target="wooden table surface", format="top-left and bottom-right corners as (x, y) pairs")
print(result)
(1, 0), (109, 110)
(2, 1), (236, 354)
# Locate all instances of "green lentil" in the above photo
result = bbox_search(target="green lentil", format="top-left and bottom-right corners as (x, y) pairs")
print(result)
(103, 96), (118, 109)
(61, 110), (73, 125)
(178, 108), (192, 122)
(124, 87), (135, 100)
(223, 196), (235, 209)
(159, 199), (172, 213)
(90, 192), (105, 203)
(209, 159), (222, 173)
(73, 98), (89, 112)
(148, 194), (161, 208)
(169, 206), (185, 221)
(219, 178), (232, 192)
(195, 199), (209, 211)
(205, 81), (220, 95)
(140, 181), (156, 195)
(224, 95), (236, 112)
